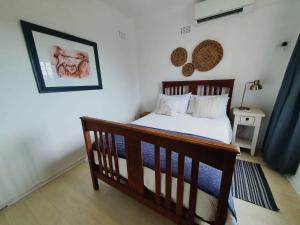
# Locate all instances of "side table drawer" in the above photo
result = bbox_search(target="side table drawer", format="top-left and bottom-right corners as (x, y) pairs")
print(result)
(239, 116), (255, 125)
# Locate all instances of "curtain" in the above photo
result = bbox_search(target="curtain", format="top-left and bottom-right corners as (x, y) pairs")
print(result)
(263, 35), (300, 175)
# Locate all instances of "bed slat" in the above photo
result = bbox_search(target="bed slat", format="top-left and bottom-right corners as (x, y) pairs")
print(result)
(219, 87), (223, 95)
(155, 145), (161, 204)
(105, 133), (114, 178)
(176, 153), (185, 216)
(209, 86), (213, 95)
(99, 132), (108, 176)
(214, 86), (218, 95)
(94, 131), (103, 175)
(188, 159), (199, 223)
(165, 148), (172, 210)
(111, 134), (120, 182)
(191, 84), (196, 94)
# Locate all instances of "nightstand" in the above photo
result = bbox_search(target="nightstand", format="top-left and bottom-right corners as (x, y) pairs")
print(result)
(232, 108), (265, 156)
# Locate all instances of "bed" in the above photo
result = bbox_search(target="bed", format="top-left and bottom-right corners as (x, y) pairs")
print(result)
(81, 79), (240, 225)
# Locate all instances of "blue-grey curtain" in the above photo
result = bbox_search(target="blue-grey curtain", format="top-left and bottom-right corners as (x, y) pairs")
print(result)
(263, 35), (300, 175)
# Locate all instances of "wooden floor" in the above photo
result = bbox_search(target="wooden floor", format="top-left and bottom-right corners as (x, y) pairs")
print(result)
(1, 152), (300, 225)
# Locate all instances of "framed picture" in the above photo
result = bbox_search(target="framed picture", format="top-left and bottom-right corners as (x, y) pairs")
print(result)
(21, 20), (102, 93)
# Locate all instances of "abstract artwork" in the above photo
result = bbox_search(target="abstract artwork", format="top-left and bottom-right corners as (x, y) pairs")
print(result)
(51, 46), (90, 78)
(21, 20), (102, 93)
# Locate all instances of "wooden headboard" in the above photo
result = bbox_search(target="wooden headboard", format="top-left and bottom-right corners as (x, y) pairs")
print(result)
(162, 79), (235, 115)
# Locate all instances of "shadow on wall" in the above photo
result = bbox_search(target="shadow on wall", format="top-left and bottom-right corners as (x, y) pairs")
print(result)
(0, 134), (86, 208)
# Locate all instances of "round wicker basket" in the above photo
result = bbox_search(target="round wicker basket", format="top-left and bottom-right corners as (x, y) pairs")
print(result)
(182, 63), (194, 77)
(192, 40), (223, 72)
(170, 47), (188, 67)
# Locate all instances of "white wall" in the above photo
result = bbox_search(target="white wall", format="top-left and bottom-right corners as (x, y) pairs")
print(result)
(0, 0), (140, 208)
(136, 0), (300, 149)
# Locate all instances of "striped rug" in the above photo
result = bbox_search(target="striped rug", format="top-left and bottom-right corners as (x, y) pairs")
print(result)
(231, 160), (279, 211)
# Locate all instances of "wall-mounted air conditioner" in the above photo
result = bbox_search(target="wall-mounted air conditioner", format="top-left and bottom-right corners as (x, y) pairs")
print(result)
(195, 0), (255, 24)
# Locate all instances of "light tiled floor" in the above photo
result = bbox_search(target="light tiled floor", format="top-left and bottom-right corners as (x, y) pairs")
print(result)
(0, 152), (299, 225)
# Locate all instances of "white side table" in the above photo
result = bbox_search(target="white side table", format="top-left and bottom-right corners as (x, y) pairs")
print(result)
(232, 108), (265, 156)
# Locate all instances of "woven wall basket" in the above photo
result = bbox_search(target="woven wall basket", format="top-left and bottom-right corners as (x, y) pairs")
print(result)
(182, 63), (194, 77)
(170, 47), (188, 67)
(192, 40), (223, 72)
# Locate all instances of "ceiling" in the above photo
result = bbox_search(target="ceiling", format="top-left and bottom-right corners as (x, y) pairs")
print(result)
(100, 0), (195, 20)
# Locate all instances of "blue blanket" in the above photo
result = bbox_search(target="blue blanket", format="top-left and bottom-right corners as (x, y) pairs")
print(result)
(94, 131), (236, 221)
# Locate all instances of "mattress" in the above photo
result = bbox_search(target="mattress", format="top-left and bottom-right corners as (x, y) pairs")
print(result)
(131, 113), (233, 144)
(93, 113), (236, 225)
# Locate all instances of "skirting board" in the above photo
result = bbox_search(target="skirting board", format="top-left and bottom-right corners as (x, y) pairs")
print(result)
(0, 156), (86, 210)
(288, 176), (300, 197)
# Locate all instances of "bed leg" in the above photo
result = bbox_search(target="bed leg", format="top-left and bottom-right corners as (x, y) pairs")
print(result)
(91, 172), (99, 190)
(81, 120), (100, 191)
(88, 157), (99, 190)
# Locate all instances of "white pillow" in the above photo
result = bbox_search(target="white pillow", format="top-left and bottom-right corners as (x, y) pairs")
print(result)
(155, 99), (178, 116)
(188, 94), (228, 114)
(156, 93), (191, 114)
(192, 95), (229, 119)
(187, 94), (197, 114)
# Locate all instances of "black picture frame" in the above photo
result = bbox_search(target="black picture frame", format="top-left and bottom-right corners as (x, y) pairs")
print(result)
(20, 20), (102, 93)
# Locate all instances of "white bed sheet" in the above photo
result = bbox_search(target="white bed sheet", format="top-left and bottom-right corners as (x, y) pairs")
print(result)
(131, 112), (232, 144)
(94, 113), (236, 225)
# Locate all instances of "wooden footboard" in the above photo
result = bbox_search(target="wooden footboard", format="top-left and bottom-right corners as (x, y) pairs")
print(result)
(81, 117), (240, 225)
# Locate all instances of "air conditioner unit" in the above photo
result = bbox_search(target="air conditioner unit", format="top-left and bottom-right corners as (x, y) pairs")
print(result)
(194, 0), (255, 24)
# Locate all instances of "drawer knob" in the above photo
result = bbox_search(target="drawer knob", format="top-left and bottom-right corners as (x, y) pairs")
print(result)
(246, 117), (249, 121)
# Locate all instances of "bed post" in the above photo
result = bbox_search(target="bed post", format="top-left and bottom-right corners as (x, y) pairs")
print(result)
(124, 136), (144, 195)
(81, 118), (99, 190)
(214, 154), (236, 225)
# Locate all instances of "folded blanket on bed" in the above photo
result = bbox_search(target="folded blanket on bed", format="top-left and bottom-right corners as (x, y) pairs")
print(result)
(93, 129), (236, 221)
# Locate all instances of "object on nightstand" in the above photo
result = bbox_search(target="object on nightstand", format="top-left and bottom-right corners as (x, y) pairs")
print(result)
(239, 80), (262, 110)
(232, 108), (265, 156)
(139, 111), (151, 118)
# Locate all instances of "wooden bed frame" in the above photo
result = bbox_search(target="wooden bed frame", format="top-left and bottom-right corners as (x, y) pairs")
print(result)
(81, 79), (239, 225)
